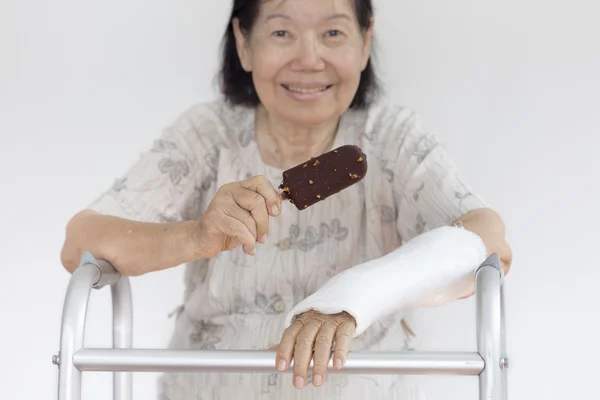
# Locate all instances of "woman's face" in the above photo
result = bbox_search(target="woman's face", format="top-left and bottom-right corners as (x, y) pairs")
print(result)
(233, 0), (373, 127)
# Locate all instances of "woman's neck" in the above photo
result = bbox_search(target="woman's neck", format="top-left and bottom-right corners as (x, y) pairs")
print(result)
(255, 105), (340, 170)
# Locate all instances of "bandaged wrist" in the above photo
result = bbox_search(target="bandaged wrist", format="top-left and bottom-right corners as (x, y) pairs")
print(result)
(284, 226), (488, 337)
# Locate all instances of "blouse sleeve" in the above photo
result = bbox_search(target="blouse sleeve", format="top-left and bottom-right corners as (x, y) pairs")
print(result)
(87, 105), (221, 223)
(383, 109), (490, 242)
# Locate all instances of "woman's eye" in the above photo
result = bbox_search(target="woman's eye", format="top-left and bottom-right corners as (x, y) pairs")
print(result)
(272, 30), (289, 38)
(325, 30), (343, 38)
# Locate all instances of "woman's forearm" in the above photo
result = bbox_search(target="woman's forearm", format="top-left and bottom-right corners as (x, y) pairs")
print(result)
(60, 210), (202, 276)
(284, 225), (489, 337)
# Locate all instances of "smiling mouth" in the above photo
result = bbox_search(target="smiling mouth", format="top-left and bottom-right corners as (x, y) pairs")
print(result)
(281, 84), (333, 93)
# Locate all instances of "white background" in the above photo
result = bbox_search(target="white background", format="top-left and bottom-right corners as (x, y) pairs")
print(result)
(1, 0), (599, 399)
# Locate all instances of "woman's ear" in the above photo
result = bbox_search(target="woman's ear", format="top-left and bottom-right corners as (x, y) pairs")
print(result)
(232, 18), (252, 72)
(361, 18), (375, 71)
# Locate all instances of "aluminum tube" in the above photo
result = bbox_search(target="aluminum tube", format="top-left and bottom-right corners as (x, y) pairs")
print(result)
(74, 349), (484, 376)
(111, 276), (133, 400)
(57, 264), (100, 400)
(475, 254), (506, 400)
(500, 284), (508, 398)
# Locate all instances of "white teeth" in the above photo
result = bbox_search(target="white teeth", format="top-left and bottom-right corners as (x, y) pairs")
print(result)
(284, 85), (328, 93)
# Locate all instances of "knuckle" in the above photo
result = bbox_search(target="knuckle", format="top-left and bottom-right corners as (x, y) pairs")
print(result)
(236, 180), (248, 192)
(335, 343), (349, 353)
(336, 332), (352, 340)
(299, 310), (318, 319)
(248, 175), (265, 187)
(276, 349), (289, 359)
(323, 319), (340, 329)
(336, 348), (349, 358)
(293, 355), (308, 367)
(297, 335), (314, 347)
(315, 334), (332, 347)
(312, 363), (327, 372)
(221, 199), (237, 214)
(282, 329), (297, 340)
(293, 357), (310, 369)
(305, 317), (324, 327)
(219, 182), (235, 194)
(251, 192), (264, 207)
(313, 360), (328, 371)
(294, 362), (308, 371)
(244, 212), (255, 226)
(212, 197), (234, 213)
(340, 311), (355, 321)
(283, 326), (301, 338)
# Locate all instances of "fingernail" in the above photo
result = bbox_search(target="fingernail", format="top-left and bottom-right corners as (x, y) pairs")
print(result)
(294, 376), (304, 389)
(334, 358), (343, 369)
(277, 360), (286, 371)
(259, 233), (268, 243)
(312, 374), (323, 386)
(271, 205), (279, 215)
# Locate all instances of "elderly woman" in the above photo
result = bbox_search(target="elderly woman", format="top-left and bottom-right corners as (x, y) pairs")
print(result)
(60, 0), (512, 398)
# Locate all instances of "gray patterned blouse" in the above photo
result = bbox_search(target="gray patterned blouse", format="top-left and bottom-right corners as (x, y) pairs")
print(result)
(88, 98), (488, 399)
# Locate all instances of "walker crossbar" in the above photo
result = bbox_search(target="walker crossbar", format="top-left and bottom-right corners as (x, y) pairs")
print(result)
(73, 349), (484, 375)
(53, 253), (508, 400)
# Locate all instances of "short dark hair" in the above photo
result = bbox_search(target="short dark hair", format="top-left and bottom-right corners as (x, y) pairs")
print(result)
(218, 0), (379, 109)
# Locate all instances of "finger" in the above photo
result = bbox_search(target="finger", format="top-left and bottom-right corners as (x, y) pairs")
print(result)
(233, 188), (270, 244)
(311, 321), (336, 387)
(276, 319), (304, 372)
(220, 215), (256, 255)
(268, 344), (279, 351)
(333, 320), (356, 370)
(222, 199), (258, 245)
(293, 318), (322, 389)
(240, 176), (282, 217)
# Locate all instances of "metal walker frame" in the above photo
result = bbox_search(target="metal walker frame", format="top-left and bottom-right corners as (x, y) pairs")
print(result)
(53, 252), (508, 399)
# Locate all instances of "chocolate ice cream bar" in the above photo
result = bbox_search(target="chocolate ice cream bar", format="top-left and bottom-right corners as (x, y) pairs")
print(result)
(279, 145), (368, 210)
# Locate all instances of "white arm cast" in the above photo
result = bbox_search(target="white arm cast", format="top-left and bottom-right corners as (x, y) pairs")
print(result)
(284, 226), (488, 337)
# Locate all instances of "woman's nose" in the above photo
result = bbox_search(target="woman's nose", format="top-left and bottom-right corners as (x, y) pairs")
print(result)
(290, 37), (326, 72)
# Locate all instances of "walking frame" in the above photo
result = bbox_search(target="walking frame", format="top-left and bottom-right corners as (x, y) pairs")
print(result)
(52, 252), (508, 399)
